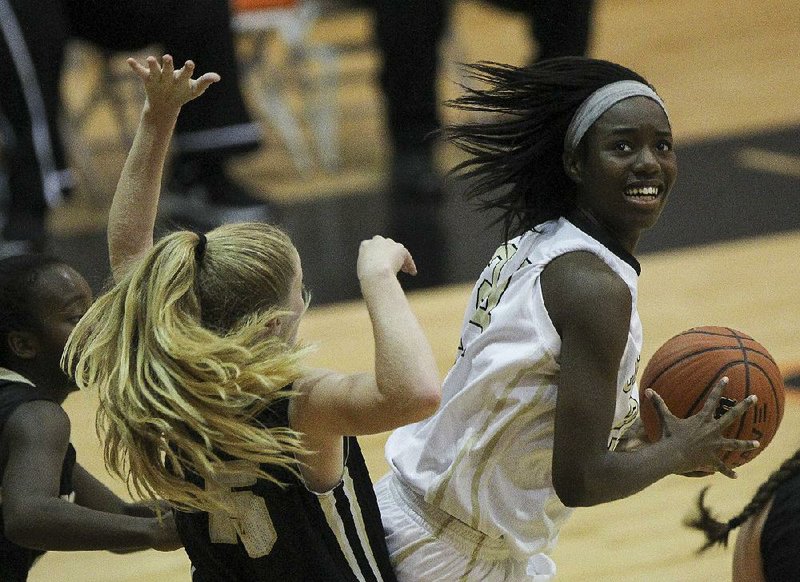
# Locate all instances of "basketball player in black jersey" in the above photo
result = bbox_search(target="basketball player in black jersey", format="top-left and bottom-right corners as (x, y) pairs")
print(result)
(65, 55), (441, 581)
(0, 254), (182, 581)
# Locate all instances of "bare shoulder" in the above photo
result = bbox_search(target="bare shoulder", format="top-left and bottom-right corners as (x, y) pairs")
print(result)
(291, 367), (351, 405)
(732, 498), (771, 582)
(1, 400), (70, 474)
(4, 400), (70, 443)
(541, 251), (632, 333)
(542, 250), (629, 294)
(289, 367), (361, 432)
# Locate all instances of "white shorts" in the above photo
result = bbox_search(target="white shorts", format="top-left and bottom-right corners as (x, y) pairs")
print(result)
(375, 474), (555, 581)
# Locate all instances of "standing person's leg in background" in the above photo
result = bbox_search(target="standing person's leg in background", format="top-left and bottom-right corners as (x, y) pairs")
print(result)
(0, 0), (71, 255)
(370, 0), (449, 287)
(371, 0), (448, 205)
(65, 0), (272, 226)
(528, 0), (594, 59)
(482, 0), (594, 60)
(369, 0), (594, 192)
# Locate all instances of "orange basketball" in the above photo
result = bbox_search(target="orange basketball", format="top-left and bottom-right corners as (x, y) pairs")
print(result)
(639, 326), (785, 469)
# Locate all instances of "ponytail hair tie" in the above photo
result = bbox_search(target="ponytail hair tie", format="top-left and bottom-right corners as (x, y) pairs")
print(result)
(727, 515), (744, 530)
(195, 232), (207, 263)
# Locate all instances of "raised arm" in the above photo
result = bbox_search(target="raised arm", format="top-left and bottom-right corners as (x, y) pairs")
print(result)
(107, 55), (219, 281)
(289, 237), (440, 489)
(1, 401), (181, 552)
(356, 235), (442, 425)
(543, 251), (758, 507)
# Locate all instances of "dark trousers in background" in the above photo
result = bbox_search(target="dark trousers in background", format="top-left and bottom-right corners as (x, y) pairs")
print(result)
(0, 0), (260, 242)
(369, 0), (594, 156)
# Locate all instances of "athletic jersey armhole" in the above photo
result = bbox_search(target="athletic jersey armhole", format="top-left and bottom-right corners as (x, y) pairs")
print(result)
(531, 278), (561, 363)
(297, 437), (349, 497)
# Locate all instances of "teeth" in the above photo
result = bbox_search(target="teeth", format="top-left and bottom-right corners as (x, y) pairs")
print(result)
(625, 186), (659, 197)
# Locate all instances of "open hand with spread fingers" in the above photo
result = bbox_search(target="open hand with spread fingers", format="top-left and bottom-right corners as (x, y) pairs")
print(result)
(646, 377), (760, 478)
(127, 54), (220, 117)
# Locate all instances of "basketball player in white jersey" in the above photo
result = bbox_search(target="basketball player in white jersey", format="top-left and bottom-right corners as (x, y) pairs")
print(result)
(375, 58), (761, 580)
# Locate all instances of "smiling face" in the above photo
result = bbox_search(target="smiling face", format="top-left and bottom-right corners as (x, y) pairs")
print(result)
(565, 96), (678, 252)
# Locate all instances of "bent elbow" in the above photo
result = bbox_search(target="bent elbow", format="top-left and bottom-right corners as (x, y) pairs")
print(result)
(553, 471), (597, 508)
(411, 387), (441, 422)
(406, 378), (441, 421)
(384, 382), (441, 428)
(553, 479), (580, 508)
(4, 514), (41, 549)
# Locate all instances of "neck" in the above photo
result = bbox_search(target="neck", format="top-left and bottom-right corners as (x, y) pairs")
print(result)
(2, 363), (71, 404)
(572, 206), (640, 254)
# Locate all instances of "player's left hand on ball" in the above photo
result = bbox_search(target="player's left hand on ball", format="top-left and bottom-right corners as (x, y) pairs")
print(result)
(647, 377), (760, 479)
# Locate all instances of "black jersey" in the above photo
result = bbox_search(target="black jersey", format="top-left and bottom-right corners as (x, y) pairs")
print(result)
(0, 379), (77, 582)
(760, 471), (800, 581)
(175, 393), (397, 582)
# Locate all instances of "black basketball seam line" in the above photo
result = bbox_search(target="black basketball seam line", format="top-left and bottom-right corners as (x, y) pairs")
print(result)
(642, 346), (775, 389)
(715, 330), (783, 465)
(744, 361), (786, 423)
(725, 362), (786, 466)
(686, 361), (741, 416)
(679, 328), (779, 367)
(644, 353), (776, 455)
(720, 328), (750, 463)
(683, 361), (783, 418)
(679, 327), (778, 359)
(682, 328), (752, 340)
(686, 362), (751, 466)
(681, 328), (779, 367)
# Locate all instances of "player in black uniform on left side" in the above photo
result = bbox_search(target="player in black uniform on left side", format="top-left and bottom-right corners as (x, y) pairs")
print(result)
(65, 55), (441, 581)
(0, 254), (182, 582)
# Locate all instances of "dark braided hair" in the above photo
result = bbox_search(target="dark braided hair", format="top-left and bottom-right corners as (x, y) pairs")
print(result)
(445, 57), (652, 242)
(0, 254), (67, 366)
(686, 447), (800, 551)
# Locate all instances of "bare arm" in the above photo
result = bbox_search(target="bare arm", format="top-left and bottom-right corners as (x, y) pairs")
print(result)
(290, 237), (440, 490)
(108, 55), (219, 281)
(543, 252), (758, 507)
(72, 463), (169, 518)
(1, 401), (180, 552)
(732, 499), (769, 582)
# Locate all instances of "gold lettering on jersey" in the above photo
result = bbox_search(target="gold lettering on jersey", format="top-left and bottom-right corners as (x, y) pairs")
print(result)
(469, 243), (519, 331)
(207, 461), (277, 558)
(608, 355), (641, 450)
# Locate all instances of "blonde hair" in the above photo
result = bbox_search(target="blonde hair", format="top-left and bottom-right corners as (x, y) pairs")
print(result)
(65, 223), (309, 513)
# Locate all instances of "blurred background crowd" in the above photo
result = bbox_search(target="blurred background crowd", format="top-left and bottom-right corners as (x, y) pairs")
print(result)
(2, 0), (798, 303)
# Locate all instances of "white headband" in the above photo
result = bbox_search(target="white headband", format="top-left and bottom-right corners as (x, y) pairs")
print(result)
(563, 80), (669, 152)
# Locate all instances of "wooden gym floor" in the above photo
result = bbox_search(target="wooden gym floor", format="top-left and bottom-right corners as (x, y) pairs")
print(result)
(30, 0), (800, 580)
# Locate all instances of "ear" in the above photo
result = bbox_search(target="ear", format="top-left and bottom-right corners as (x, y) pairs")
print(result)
(563, 149), (583, 185)
(6, 331), (39, 360)
(265, 317), (283, 337)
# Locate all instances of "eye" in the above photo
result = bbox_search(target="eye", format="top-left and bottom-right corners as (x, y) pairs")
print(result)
(656, 139), (673, 152)
(614, 141), (633, 152)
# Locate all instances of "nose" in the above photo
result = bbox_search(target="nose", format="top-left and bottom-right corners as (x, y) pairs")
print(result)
(633, 146), (660, 175)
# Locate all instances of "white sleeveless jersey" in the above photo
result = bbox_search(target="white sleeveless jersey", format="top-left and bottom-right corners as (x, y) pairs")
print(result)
(385, 216), (643, 562)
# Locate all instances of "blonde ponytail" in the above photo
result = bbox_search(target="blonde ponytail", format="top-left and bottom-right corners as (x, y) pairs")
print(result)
(65, 224), (310, 513)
